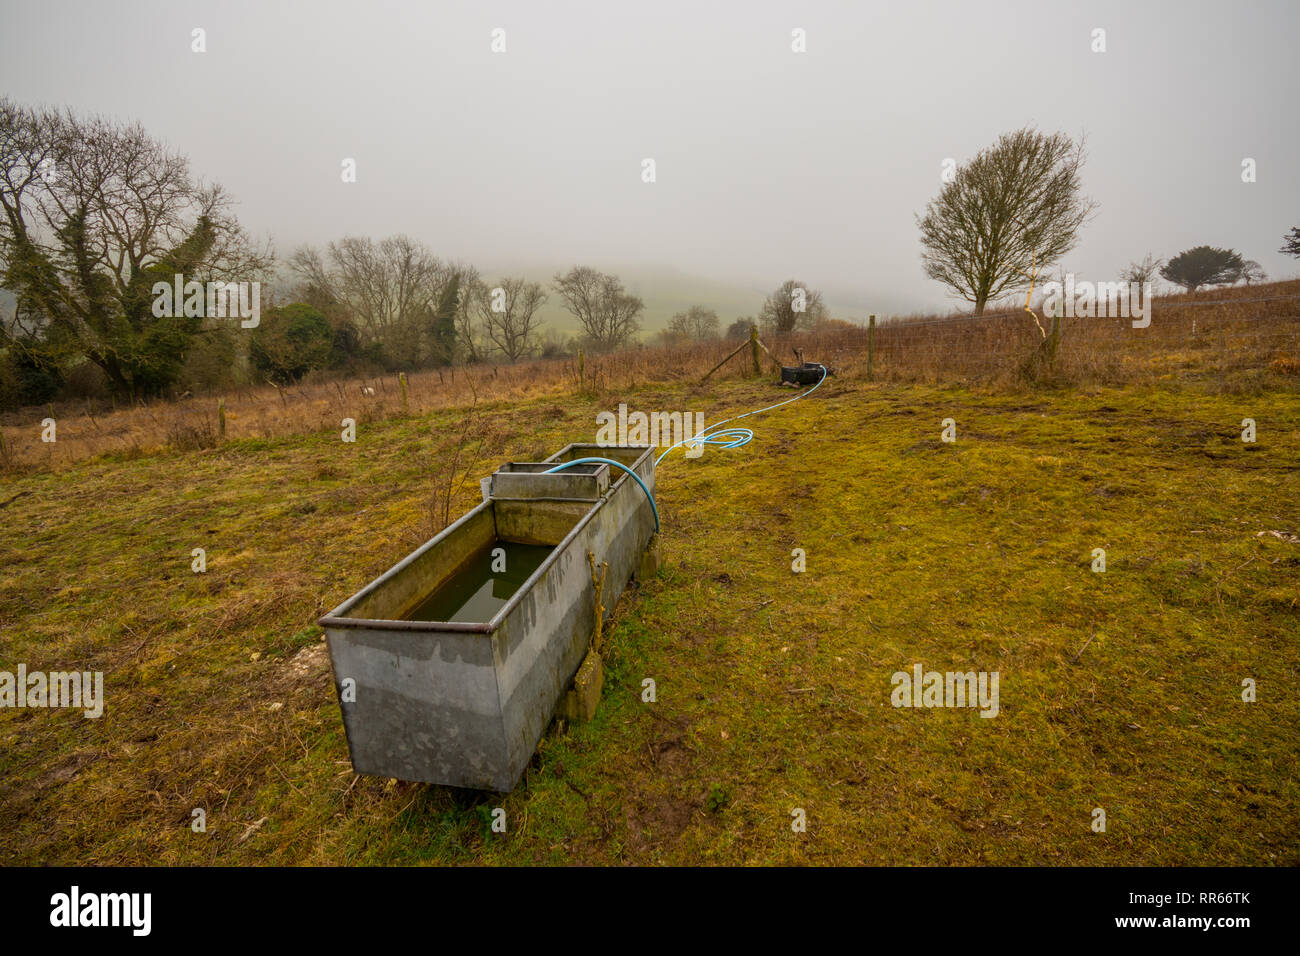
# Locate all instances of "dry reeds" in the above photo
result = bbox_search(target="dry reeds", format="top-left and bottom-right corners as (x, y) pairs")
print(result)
(2, 280), (1296, 472)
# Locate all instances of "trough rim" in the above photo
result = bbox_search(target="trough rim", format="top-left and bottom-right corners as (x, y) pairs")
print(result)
(317, 443), (654, 634)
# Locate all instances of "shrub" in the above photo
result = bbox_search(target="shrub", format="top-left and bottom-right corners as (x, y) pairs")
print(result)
(250, 303), (334, 384)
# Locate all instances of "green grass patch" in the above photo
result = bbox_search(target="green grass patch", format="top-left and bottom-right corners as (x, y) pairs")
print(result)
(1, 378), (1296, 864)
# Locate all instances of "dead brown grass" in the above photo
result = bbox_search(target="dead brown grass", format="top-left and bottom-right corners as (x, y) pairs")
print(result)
(1, 279), (1296, 472)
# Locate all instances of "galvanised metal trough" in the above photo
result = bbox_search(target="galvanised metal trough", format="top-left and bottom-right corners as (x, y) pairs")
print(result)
(319, 443), (656, 792)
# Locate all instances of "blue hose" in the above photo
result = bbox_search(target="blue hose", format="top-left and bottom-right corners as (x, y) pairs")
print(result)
(543, 457), (660, 532)
(655, 363), (828, 465)
(547, 364), (828, 533)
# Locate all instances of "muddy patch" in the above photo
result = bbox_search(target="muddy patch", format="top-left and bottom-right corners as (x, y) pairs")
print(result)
(623, 733), (700, 856)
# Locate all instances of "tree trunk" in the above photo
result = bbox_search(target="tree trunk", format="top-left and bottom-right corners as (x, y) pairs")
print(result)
(92, 352), (134, 400)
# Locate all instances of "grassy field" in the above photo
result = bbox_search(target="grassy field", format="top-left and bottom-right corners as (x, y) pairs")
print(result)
(2, 364), (1297, 864)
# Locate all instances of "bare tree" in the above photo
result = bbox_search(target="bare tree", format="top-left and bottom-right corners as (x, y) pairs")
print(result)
(0, 98), (271, 398)
(917, 127), (1096, 315)
(663, 305), (720, 343)
(759, 279), (828, 335)
(455, 272), (488, 363)
(1121, 253), (1163, 286)
(551, 266), (643, 351)
(289, 234), (454, 361)
(1240, 260), (1267, 285)
(474, 277), (547, 362)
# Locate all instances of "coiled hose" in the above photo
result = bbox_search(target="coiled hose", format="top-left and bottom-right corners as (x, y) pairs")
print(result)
(543, 363), (828, 532)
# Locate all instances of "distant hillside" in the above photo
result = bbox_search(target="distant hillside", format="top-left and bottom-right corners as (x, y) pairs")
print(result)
(480, 264), (919, 337)
(518, 266), (769, 336)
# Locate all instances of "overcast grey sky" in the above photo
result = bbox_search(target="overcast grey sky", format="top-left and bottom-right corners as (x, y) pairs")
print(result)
(1, 0), (1297, 319)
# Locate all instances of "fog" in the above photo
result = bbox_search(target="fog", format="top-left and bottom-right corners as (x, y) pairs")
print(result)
(2, 0), (1297, 322)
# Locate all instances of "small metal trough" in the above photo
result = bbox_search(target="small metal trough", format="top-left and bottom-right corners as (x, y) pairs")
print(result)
(319, 443), (656, 792)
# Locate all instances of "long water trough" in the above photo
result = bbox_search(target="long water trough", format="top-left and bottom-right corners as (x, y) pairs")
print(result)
(319, 443), (656, 792)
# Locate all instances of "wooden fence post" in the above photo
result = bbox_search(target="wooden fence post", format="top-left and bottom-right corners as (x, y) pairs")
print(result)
(868, 314), (876, 380)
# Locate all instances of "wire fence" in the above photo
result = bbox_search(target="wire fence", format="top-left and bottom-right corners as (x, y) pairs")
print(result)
(2, 284), (1298, 471)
